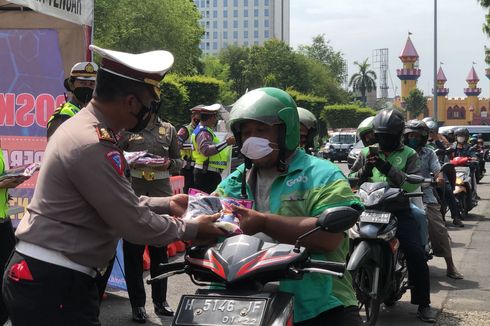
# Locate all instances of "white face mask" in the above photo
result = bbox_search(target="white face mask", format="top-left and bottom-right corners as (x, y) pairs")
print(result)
(457, 136), (465, 143)
(240, 137), (277, 160)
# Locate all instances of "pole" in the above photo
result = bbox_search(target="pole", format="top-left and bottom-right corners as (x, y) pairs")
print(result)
(433, 0), (438, 122)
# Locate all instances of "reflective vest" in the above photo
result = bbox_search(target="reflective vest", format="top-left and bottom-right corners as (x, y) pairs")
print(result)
(180, 124), (194, 162)
(47, 101), (81, 128)
(191, 125), (229, 171)
(0, 150), (8, 218)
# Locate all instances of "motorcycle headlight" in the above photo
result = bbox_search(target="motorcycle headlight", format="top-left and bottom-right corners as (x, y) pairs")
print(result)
(364, 188), (385, 206)
(358, 189), (369, 203)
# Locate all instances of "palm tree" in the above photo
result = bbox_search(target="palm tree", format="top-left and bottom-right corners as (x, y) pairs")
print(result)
(349, 58), (377, 104)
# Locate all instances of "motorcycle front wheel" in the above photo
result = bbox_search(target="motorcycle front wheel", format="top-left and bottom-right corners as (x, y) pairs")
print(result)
(354, 263), (381, 326)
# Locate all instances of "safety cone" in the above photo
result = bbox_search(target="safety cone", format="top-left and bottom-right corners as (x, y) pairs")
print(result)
(167, 243), (177, 257)
(174, 240), (186, 253)
(143, 245), (150, 270)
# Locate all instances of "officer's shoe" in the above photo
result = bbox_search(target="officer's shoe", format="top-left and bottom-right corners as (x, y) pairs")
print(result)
(154, 301), (174, 317)
(132, 306), (148, 324)
(417, 305), (438, 323)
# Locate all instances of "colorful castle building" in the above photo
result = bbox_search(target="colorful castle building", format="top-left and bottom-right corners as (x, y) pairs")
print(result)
(395, 36), (490, 125)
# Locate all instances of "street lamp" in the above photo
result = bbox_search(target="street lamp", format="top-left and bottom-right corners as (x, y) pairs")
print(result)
(433, 0), (438, 122)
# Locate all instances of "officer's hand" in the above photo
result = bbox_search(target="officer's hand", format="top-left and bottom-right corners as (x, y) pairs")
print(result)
(226, 136), (236, 146)
(193, 213), (227, 244)
(231, 205), (266, 235)
(169, 194), (188, 217)
(0, 176), (28, 189)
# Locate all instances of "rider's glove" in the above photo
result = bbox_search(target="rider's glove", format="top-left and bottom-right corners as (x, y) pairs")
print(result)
(374, 157), (392, 175)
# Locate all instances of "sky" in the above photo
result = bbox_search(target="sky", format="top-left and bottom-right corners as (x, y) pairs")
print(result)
(290, 0), (490, 99)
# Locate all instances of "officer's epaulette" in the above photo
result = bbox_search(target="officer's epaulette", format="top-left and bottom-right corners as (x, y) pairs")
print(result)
(95, 124), (117, 143)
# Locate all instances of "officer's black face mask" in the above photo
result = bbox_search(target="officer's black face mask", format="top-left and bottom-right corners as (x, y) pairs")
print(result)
(127, 95), (158, 133)
(376, 133), (401, 152)
(73, 87), (93, 104)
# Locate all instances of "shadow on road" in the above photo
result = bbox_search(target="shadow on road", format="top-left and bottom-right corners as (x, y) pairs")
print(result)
(435, 310), (464, 326)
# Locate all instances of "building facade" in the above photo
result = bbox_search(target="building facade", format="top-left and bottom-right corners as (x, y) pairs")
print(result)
(194, 0), (290, 55)
(395, 36), (490, 126)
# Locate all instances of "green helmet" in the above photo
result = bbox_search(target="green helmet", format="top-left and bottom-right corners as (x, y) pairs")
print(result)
(229, 87), (299, 151)
(297, 107), (317, 131)
(357, 116), (375, 146)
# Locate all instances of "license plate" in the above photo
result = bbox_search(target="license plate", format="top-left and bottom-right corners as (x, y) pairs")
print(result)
(174, 295), (267, 326)
(360, 211), (391, 224)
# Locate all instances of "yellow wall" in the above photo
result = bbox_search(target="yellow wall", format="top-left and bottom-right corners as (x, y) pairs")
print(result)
(401, 80), (417, 99)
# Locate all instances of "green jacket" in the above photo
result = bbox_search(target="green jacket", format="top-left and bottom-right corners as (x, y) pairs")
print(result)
(216, 150), (360, 322)
(47, 101), (81, 127)
(0, 150), (8, 218)
(349, 145), (421, 192)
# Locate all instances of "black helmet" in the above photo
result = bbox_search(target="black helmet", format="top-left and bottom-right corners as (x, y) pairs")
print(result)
(454, 127), (469, 138)
(404, 119), (429, 147)
(373, 109), (405, 135)
(373, 109), (405, 151)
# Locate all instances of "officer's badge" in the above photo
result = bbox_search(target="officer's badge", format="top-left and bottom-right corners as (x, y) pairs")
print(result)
(85, 63), (95, 73)
(106, 150), (124, 176)
(96, 125), (116, 143)
(159, 127), (166, 135)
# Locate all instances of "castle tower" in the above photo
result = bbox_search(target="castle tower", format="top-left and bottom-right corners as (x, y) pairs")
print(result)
(397, 37), (421, 101)
(434, 66), (449, 122)
(464, 66), (481, 122)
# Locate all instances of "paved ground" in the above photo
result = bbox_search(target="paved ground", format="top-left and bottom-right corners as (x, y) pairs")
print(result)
(99, 162), (490, 325)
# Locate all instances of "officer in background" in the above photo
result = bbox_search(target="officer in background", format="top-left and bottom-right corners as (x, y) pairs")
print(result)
(177, 105), (203, 193)
(118, 113), (182, 322)
(2, 45), (224, 326)
(47, 61), (98, 139)
(0, 144), (28, 325)
(192, 104), (235, 193)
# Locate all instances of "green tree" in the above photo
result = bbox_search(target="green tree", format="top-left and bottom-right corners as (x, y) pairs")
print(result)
(94, 0), (203, 74)
(298, 34), (347, 85)
(219, 45), (251, 95)
(348, 58), (377, 104)
(321, 104), (376, 129)
(404, 88), (428, 119)
(201, 55), (237, 104)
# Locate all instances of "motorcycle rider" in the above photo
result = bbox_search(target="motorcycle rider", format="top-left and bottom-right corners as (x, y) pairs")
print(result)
(404, 120), (464, 279)
(426, 120), (449, 150)
(452, 127), (479, 202)
(297, 107), (318, 155)
(348, 116), (376, 175)
(216, 87), (363, 325)
(350, 109), (437, 322)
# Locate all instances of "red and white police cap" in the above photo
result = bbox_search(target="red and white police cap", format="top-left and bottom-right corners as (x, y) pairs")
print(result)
(89, 45), (174, 99)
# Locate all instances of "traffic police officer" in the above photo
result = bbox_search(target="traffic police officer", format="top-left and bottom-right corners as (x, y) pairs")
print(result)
(192, 104), (235, 193)
(177, 105), (203, 193)
(47, 61), (98, 139)
(118, 114), (182, 322)
(2, 45), (224, 326)
(0, 145), (28, 325)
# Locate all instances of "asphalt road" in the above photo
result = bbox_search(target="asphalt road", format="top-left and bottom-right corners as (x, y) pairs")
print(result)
(99, 162), (490, 326)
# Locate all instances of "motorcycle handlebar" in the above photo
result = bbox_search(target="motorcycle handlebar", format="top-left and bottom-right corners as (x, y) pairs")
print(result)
(306, 260), (346, 274)
(405, 192), (424, 197)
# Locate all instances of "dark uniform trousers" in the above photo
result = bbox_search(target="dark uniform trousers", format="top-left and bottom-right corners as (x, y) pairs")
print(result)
(3, 252), (100, 326)
(0, 218), (16, 324)
(123, 179), (172, 308)
(181, 166), (194, 194)
(394, 208), (431, 306)
(193, 169), (222, 194)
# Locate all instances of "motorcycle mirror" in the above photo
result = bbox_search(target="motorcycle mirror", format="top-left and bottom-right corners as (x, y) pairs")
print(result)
(316, 207), (360, 233)
(405, 174), (425, 184)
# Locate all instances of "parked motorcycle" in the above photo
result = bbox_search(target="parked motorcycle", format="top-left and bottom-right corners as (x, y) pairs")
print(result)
(450, 156), (478, 219)
(347, 175), (425, 326)
(147, 207), (360, 326)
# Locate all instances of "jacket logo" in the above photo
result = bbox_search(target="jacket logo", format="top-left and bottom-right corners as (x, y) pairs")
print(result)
(287, 175), (309, 187)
